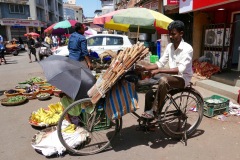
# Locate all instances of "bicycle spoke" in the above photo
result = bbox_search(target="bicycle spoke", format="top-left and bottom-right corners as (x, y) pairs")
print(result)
(57, 98), (121, 155)
(159, 89), (203, 138)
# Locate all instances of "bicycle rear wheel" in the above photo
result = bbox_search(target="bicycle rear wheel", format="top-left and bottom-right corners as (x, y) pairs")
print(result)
(57, 98), (121, 155)
(159, 88), (204, 139)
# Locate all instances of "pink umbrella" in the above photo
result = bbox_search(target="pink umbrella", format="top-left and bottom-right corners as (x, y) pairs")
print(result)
(84, 28), (97, 35)
(44, 23), (57, 33)
(93, 9), (126, 25)
(44, 20), (79, 34)
(24, 32), (40, 37)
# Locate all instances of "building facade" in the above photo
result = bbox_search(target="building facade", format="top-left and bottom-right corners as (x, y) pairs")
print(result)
(63, 1), (83, 22)
(100, 0), (115, 15)
(0, 0), (64, 41)
(178, 0), (240, 71)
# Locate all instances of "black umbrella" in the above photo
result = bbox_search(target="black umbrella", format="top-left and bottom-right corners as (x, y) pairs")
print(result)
(39, 55), (96, 100)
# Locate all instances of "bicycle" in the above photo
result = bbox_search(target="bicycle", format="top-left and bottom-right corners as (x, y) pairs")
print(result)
(57, 71), (204, 155)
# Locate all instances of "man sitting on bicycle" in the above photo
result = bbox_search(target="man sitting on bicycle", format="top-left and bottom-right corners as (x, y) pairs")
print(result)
(140, 20), (193, 119)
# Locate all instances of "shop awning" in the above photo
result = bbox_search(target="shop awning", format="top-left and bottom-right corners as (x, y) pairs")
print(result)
(179, 0), (239, 13)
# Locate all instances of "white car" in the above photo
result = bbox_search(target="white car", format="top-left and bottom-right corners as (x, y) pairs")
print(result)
(53, 34), (133, 57)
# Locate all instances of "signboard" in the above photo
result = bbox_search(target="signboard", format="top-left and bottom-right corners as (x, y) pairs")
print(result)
(0, 19), (47, 27)
(180, 0), (237, 13)
(164, 0), (179, 6)
(179, 0), (193, 13)
(167, 0), (179, 5)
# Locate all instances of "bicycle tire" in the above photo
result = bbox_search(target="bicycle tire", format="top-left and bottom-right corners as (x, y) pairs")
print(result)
(57, 98), (122, 155)
(159, 88), (204, 139)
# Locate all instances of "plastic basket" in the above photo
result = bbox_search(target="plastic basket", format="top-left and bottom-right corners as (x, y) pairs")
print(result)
(150, 55), (159, 63)
(203, 95), (229, 117)
(81, 107), (111, 131)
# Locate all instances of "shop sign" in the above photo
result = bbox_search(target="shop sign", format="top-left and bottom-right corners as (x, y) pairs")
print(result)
(180, 0), (236, 13)
(163, 0), (179, 6)
(167, 0), (179, 5)
(0, 19), (47, 27)
(179, 0), (193, 13)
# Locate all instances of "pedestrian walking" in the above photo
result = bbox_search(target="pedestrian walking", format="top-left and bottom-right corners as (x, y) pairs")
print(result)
(0, 34), (6, 65)
(27, 34), (38, 63)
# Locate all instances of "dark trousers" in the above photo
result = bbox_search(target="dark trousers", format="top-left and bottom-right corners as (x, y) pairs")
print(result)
(144, 74), (185, 113)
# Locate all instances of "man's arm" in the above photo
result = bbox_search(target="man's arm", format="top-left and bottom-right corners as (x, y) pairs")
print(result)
(150, 67), (179, 76)
(84, 56), (92, 69)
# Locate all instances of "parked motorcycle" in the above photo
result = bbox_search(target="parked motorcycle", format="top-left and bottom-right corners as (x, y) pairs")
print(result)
(4, 41), (21, 56)
(38, 42), (52, 60)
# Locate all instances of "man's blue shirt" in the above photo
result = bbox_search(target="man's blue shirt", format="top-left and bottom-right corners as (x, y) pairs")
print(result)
(68, 32), (88, 61)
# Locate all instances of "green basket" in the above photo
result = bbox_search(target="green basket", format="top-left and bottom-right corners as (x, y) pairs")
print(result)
(203, 95), (229, 117)
(81, 107), (111, 131)
(150, 55), (159, 63)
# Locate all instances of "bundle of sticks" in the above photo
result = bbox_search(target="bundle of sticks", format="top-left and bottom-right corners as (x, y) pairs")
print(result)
(88, 42), (149, 104)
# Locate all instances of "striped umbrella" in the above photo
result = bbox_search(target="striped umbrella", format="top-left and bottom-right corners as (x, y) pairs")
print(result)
(44, 20), (78, 34)
(93, 9), (126, 25)
(104, 8), (173, 36)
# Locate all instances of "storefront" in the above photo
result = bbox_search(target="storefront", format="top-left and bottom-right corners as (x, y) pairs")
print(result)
(0, 19), (47, 41)
(179, 0), (240, 70)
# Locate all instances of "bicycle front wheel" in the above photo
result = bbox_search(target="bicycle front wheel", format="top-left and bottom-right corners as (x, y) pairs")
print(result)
(57, 98), (121, 155)
(159, 88), (204, 139)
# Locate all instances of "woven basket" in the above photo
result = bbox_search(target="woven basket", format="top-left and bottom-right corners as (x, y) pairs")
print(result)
(39, 87), (53, 95)
(4, 89), (25, 97)
(36, 93), (51, 100)
(38, 83), (53, 89)
(22, 90), (39, 100)
(52, 89), (62, 97)
(33, 81), (46, 85)
(1, 96), (27, 106)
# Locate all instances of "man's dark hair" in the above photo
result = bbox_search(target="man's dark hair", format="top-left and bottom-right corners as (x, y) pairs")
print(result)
(75, 22), (84, 32)
(167, 20), (185, 32)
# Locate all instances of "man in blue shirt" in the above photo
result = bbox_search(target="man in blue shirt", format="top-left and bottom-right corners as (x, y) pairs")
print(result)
(68, 23), (92, 69)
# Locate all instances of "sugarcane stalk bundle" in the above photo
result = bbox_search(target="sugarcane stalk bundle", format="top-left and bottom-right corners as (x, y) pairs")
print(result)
(87, 42), (149, 104)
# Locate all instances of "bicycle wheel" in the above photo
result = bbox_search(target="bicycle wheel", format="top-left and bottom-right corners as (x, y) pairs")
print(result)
(57, 98), (122, 155)
(159, 88), (204, 139)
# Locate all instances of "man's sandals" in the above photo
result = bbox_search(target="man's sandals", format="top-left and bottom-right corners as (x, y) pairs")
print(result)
(141, 111), (155, 119)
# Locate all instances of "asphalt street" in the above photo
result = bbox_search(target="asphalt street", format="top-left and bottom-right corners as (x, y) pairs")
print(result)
(0, 51), (240, 160)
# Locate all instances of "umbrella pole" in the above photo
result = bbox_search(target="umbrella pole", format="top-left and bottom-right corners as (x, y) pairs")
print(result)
(137, 25), (139, 42)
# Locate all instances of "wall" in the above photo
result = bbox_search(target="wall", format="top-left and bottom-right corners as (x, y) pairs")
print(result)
(192, 11), (210, 60)
(193, 5), (240, 60)
(0, 4), (30, 19)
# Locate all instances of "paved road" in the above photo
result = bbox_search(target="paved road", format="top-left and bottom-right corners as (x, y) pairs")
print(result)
(0, 51), (240, 160)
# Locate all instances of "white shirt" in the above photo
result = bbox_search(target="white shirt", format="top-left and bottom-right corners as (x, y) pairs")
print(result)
(156, 39), (193, 86)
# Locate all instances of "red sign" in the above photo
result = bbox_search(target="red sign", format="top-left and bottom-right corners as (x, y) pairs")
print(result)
(167, 0), (179, 5)
(193, 0), (234, 10)
(180, 0), (236, 13)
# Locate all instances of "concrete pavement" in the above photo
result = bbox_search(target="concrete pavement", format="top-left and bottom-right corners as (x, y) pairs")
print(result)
(1, 51), (240, 160)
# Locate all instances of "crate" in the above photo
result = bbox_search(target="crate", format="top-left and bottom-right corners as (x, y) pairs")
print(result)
(81, 107), (111, 131)
(203, 95), (229, 117)
(150, 55), (159, 63)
